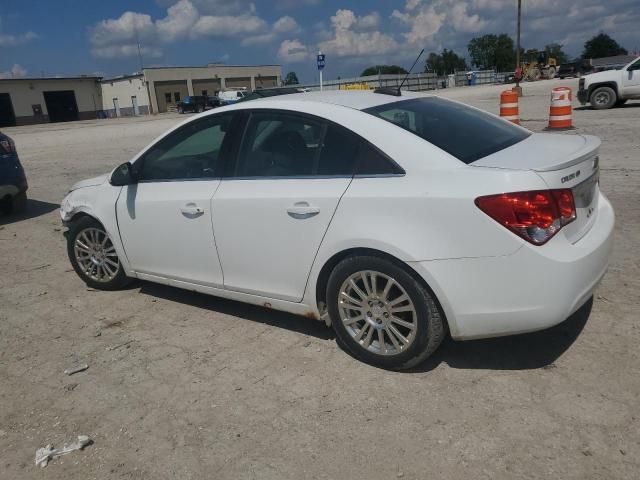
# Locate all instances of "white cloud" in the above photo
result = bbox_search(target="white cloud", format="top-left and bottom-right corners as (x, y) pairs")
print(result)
(0, 15), (39, 47)
(0, 30), (38, 47)
(318, 9), (399, 58)
(156, 0), (199, 41)
(90, 0), (272, 59)
(241, 32), (277, 46)
(92, 45), (163, 59)
(278, 39), (310, 62)
(192, 14), (267, 37)
(0, 64), (27, 79)
(156, 0), (256, 16)
(274, 16), (299, 33)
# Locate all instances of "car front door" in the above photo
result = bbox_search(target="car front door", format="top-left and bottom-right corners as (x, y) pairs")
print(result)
(622, 59), (640, 96)
(212, 111), (360, 302)
(116, 113), (235, 287)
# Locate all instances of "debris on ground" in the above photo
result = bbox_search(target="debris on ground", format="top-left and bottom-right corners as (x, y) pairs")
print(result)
(106, 340), (135, 351)
(64, 364), (88, 376)
(35, 435), (92, 467)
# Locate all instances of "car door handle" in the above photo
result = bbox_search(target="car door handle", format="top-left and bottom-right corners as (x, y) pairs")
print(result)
(180, 204), (204, 216)
(287, 202), (320, 218)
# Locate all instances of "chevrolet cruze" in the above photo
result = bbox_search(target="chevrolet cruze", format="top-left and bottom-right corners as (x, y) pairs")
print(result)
(61, 90), (614, 370)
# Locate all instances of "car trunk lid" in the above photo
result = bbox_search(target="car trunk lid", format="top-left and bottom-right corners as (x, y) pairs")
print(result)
(472, 133), (601, 243)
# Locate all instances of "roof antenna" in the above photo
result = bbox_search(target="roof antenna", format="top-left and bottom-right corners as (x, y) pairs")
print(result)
(374, 49), (425, 97)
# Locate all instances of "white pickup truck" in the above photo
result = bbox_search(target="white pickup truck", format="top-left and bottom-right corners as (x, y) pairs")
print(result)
(578, 57), (640, 109)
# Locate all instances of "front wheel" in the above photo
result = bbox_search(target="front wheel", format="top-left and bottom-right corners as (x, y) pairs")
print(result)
(67, 216), (131, 290)
(590, 86), (617, 109)
(327, 256), (445, 370)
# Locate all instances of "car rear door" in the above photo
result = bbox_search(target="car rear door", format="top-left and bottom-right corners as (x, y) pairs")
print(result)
(211, 110), (358, 302)
(116, 113), (236, 287)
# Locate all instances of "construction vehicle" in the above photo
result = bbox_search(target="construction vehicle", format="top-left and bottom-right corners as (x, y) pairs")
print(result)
(521, 50), (558, 81)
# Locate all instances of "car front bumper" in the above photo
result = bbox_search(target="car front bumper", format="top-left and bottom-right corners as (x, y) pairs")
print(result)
(410, 192), (615, 340)
(578, 88), (588, 105)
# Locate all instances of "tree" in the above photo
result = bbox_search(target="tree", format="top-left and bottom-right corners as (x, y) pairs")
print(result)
(425, 49), (467, 75)
(544, 43), (569, 64)
(467, 33), (515, 71)
(582, 33), (628, 59)
(360, 65), (408, 76)
(284, 71), (299, 85)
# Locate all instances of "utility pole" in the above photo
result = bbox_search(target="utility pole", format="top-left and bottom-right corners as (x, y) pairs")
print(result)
(514, 0), (523, 96)
(134, 26), (144, 73)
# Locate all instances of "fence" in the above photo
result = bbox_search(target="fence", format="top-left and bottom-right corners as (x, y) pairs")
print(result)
(277, 69), (511, 92)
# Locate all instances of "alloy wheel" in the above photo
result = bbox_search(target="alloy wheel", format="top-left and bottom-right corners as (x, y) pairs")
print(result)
(74, 227), (120, 282)
(338, 270), (418, 356)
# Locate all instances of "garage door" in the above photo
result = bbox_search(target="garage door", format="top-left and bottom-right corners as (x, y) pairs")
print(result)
(43, 91), (79, 123)
(255, 76), (278, 89)
(225, 77), (251, 89)
(0, 93), (16, 127)
(192, 79), (222, 97)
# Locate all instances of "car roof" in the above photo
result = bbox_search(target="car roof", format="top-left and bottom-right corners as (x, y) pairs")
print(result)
(237, 89), (433, 111)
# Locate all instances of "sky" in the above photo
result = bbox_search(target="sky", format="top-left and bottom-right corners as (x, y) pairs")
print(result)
(1, 0), (639, 82)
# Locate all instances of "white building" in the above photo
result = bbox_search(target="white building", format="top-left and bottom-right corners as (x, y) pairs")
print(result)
(101, 64), (282, 117)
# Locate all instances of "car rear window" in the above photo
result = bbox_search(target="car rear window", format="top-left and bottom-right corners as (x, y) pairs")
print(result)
(364, 97), (530, 164)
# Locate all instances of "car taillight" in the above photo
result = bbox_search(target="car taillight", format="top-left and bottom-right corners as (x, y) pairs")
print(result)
(475, 189), (576, 245)
(0, 137), (16, 154)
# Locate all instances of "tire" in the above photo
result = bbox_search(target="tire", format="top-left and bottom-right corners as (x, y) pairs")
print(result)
(178, 106), (184, 114)
(12, 191), (27, 213)
(615, 99), (628, 107)
(547, 66), (556, 79)
(590, 86), (617, 110)
(559, 76), (565, 80)
(67, 216), (131, 290)
(197, 106), (203, 113)
(327, 255), (445, 370)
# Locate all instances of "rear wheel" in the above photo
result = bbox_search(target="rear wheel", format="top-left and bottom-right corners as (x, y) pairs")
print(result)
(547, 66), (556, 79)
(67, 216), (130, 290)
(590, 86), (617, 109)
(327, 255), (445, 370)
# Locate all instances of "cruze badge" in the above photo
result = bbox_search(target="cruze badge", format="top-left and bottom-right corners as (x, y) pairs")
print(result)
(561, 170), (581, 183)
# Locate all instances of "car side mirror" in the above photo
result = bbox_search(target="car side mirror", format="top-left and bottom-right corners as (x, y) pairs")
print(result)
(110, 162), (137, 186)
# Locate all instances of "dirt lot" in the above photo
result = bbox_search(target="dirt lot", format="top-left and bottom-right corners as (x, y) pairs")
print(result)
(1, 79), (639, 479)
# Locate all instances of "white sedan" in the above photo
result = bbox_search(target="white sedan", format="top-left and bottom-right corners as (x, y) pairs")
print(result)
(61, 90), (614, 370)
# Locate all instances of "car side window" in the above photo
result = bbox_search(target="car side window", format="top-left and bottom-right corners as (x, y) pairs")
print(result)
(138, 114), (232, 181)
(356, 142), (404, 175)
(629, 59), (640, 71)
(234, 112), (325, 177)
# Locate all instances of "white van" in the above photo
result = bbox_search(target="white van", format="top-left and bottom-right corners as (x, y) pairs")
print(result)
(218, 89), (247, 105)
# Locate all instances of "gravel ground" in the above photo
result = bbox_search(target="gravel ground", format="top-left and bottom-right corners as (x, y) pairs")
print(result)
(1, 79), (638, 479)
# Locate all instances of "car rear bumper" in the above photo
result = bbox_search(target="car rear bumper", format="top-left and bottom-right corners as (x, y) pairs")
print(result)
(410, 192), (614, 340)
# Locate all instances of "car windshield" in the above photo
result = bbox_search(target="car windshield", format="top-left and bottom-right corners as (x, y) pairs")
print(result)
(364, 97), (531, 164)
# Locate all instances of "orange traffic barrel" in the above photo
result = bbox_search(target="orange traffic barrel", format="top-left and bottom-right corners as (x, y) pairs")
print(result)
(500, 90), (519, 124)
(547, 87), (574, 130)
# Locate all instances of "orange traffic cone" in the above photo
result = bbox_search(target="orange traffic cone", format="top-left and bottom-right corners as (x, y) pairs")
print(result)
(546, 87), (574, 130)
(500, 90), (519, 125)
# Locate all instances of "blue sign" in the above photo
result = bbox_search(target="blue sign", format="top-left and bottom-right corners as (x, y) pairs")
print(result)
(317, 54), (325, 71)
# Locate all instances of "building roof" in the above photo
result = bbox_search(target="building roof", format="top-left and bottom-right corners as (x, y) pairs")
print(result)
(101, 73), (144, 83)
(142, 64), (280, 70)
(0, 75), (101, 82)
